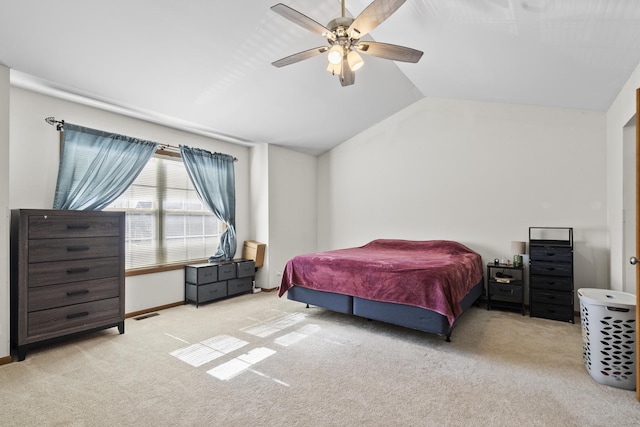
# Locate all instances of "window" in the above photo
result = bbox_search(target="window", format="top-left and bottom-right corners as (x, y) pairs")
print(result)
(106, 153), (222, 270)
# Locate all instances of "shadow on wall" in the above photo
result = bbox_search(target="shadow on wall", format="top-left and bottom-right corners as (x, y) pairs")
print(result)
(573, 233), (610, 295)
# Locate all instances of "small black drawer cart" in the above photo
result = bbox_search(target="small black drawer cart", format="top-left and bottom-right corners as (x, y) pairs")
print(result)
(487, 263), (525, 315)
(528, 227), (574, 323)
(185, 259), (255, 307)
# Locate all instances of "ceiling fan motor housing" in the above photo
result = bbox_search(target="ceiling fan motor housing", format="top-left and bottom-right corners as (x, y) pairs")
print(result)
(327, 17), (357, 52)
(327, 16), (354, 33)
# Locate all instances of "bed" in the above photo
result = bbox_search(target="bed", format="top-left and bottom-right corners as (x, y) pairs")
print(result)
(278, 239), (484, 341)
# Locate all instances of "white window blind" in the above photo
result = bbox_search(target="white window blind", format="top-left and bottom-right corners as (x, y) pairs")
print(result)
(106, 154), (221, 269)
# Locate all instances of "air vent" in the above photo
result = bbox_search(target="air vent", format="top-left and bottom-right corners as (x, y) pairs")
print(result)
(134, 312), (160, 321)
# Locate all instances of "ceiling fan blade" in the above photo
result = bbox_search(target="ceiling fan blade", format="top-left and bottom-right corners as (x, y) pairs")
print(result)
(347, 0), (406, 40)
(271, 3), (334, 39)
(340, 56), (355, 86)
(357, 41), (423, 63)
(272, 46), (328, 68)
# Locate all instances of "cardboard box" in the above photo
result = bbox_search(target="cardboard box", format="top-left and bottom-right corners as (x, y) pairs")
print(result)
(242, 240), (265, 268)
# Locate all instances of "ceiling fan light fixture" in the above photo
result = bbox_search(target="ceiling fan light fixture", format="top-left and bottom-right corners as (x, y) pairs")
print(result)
(328, 44), (344, 65)
(326, 62), (341, 76)
(347, 50), (364, 71)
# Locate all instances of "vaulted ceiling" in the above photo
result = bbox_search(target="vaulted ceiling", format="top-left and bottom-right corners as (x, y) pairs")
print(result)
(2, 0), (640, 155)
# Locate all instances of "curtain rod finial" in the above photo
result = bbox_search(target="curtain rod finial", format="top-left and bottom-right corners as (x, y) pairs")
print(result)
(45, 116), (64, 131)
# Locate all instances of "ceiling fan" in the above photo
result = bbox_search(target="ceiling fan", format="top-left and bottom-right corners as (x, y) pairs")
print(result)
(271, 0), (423, 87)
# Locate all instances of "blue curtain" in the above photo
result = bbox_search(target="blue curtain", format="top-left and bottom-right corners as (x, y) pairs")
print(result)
(53, 123), (159, 210)
(180, 145), (236, 261)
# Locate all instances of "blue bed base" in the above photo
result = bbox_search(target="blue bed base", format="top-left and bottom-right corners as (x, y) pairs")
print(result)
(286, 278), (484, 341)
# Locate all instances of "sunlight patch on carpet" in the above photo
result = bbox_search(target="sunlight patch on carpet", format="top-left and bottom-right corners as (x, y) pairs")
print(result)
(170, 335), (249, 367)
(207, 347), (276, 380)
(248, 369), (291, 387)
(242, 312), (308, 337)
(275, 324), (321, 347)
(200, 335), (249, 353)
(170, 313), (316, 383)
(170, 344), (224, 367)
(165, 333), (190, 344)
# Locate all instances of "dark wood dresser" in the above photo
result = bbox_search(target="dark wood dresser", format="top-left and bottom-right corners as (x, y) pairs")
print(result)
(10, 209), (125, 361)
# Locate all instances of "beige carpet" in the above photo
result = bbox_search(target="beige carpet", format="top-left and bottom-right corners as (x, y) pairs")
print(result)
(0, 291), (637, 426)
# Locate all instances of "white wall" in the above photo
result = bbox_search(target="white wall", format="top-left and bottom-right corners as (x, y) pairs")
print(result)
(249, 143), (270, 288)
(318, 97), (609, 297)
(8, 87), (252, 314)
(267, 145), (317, 289)
(0, 64), (10, 359)
(246, 143), (317, 290)
(606, 61), (640, 292)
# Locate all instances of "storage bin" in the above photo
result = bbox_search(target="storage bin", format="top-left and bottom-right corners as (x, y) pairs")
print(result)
(578, 288), (636, 390)
(242, 240), (265, 268)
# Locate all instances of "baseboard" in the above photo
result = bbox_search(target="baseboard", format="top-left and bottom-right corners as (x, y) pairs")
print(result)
(479, 300), (580, 320)
(0, 354), (13, 366)
(126, 291), (277, 319)
(125, 301), (185, 319)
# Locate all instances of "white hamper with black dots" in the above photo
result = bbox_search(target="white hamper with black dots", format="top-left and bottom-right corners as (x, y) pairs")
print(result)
(578, 288), (636, 390)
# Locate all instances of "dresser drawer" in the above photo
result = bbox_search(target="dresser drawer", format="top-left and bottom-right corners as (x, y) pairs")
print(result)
(529, 246), (572, 263)
(216, 262), (236, 281)
(28, 278), (120, 311)
(530, 302), (574, 322)
(530, 275), (572, 291)
(28, 257), (121, 287)
(228, 277), (253, 296)
(236, 260), (255, 278)
(530, 261), (572, 277)
(27, 297), (122, 339)
(489, 282), (523, 303)
(28, 214), (122, 239)
(186, 281), (227, 304)
(28, 237), (121, 263)
(531, 290), (573, 306)
(185, 263), (218, 285)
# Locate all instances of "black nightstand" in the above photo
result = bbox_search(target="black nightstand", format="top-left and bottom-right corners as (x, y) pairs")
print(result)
(487, 263), (525, 315)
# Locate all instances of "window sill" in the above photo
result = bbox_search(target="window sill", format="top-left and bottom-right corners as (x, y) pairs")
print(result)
(125, 259), (209, 277)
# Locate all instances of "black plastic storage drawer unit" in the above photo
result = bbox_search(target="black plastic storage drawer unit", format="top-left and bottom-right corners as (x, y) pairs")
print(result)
(528, 227), (574, 323)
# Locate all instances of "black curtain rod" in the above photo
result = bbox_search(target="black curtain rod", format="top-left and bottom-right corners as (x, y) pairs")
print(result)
(45, 116), (237, 161)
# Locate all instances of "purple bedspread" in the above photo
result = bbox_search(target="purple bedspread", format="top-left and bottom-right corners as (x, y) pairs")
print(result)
(279, 239), (483, 326)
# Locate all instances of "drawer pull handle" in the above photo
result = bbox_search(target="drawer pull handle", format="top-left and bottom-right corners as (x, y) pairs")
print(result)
(67, 224), (90, 230)
(67, 246), (90, 252)
(67, 267), (90, 274)
(546, 253), (555, 256)
(545, 267), (556, 271)
(66, 311), (89, 319)
(67, 289), (89, 297)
